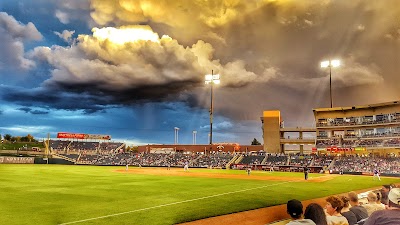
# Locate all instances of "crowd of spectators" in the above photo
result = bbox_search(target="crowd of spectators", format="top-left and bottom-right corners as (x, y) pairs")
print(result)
(50, 140), (400, 175)
(99, 142), (124, 151)
(312, 155), (334, 167)
(50, 140), (71, 152)
(240, 155), (265, 165)
(50, 140), (124, 154)
(317, 138), (400, 148)
(264, 153), (288, 166)
(191, 152), (233, 168)
(331, 156), (400, 174)
(316, 113), (400, 127)
(316, 139), (340, 147)
(288, 154), (313, 167)
(286, 185), (400, 225)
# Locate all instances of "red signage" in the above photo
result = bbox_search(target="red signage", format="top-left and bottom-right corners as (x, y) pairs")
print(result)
(57, 132), (86, 139)
(57, 132), (111, 140)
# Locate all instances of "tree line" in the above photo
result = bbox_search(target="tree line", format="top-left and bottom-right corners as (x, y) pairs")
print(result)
(1, 134), (38, 143)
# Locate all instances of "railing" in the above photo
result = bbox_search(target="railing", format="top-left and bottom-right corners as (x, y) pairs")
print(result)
(316, 119), (400, 127)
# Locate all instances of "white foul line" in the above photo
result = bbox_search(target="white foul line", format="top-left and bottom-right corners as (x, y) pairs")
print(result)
(59, 180), (296, 225)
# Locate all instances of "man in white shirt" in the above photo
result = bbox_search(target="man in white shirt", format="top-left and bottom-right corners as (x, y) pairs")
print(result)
(364, 188), (400, 225)
(362, 191), (385, 216)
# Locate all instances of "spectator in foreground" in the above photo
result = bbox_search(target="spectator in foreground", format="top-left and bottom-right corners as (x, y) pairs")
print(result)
(374, 191), (385, 208)
(286, 199), (316, 225)
(325, 196), (349, 225)
(380, 184), (392, 205)
(339, 196), (357, 225)
(347, 191), (368, 222)
(362, 191), (385, 216)
(304, 203), (328, 225)
(364, 188), (400, 225)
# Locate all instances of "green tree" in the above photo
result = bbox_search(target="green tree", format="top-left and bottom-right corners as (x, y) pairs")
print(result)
(251, 138), (261, 145)
(4, 134), (12, 141)
(27, 134), (34, 142)
(130, 146), (138, 153)
(21, 136), (29, 142)
(12, 136), (22, 142)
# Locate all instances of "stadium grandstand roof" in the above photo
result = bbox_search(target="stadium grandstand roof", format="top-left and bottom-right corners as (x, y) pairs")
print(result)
(312, 100), (400, 113)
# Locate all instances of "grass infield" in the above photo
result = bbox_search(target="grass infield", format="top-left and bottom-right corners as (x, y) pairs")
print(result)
(0, 164), (398, 225)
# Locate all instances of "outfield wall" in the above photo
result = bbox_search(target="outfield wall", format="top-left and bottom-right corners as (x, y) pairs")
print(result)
(34, 157), (74, 165)
(0, 156), (34, 164)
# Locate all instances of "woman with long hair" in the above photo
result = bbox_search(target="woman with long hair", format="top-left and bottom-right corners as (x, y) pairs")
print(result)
(304, 203), (328, 225)
(325, 196), (349, 225)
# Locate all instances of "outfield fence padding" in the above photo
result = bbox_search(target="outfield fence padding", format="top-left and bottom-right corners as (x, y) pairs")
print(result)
(0, 156), (34, 164)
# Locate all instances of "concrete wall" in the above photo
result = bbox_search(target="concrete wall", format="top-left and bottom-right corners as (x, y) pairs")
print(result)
(262, 110), (282, 153)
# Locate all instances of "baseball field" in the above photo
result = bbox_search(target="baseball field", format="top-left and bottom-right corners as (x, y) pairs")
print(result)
(0, 164), (398, 225)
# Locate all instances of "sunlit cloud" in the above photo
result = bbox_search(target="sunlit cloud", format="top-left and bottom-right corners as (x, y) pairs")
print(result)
(91, 26), (166, 44)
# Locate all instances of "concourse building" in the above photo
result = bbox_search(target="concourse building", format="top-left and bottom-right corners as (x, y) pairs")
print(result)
(261, 101), (400, 156)
(260, 110), (315, 154)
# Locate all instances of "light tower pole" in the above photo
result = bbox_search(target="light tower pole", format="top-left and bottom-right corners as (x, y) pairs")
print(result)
(321, 59), (341, 108)
(205, 70), (220, 153)
(192, 130), (197, 145)
(174, 127), (179, 144)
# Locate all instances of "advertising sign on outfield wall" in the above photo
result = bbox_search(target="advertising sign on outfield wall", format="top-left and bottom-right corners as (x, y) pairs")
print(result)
(0, 156), (34, 164)
(57, 132), (111, 140)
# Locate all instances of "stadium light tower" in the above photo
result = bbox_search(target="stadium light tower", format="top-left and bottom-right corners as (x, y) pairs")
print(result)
(205, 70), (220, 153)
(174, 127), (179, 144)
(192, 130), (197, 145)
(321, 59), (340, 108)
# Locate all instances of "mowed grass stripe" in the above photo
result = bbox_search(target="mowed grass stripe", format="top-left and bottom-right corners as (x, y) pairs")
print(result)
(0, 164), (398, 225)
(59, 180), (295, 225)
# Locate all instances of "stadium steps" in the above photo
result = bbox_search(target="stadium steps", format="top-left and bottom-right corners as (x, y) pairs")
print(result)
(225, 155), (239, 169)
(327, 158), (336, 170)
(115, 143), (126, 152)
(190, 155), (202, 166)
(309, 158), (315, 166)
(76, 154), (82, 163)
(234, 155), (244, 164)
(53, 153), (77, 164)
(261, 155), (268, 164)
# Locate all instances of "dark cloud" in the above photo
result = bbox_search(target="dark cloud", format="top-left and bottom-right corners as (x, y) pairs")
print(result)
(30, 110), (49, 115)
(17, 107), (49, 114)
(17, 107), (32, 113)
(1, 86), (108, 113)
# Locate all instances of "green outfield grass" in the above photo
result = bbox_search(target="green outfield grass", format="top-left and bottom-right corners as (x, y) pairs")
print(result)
(0, 165), (398, 225)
